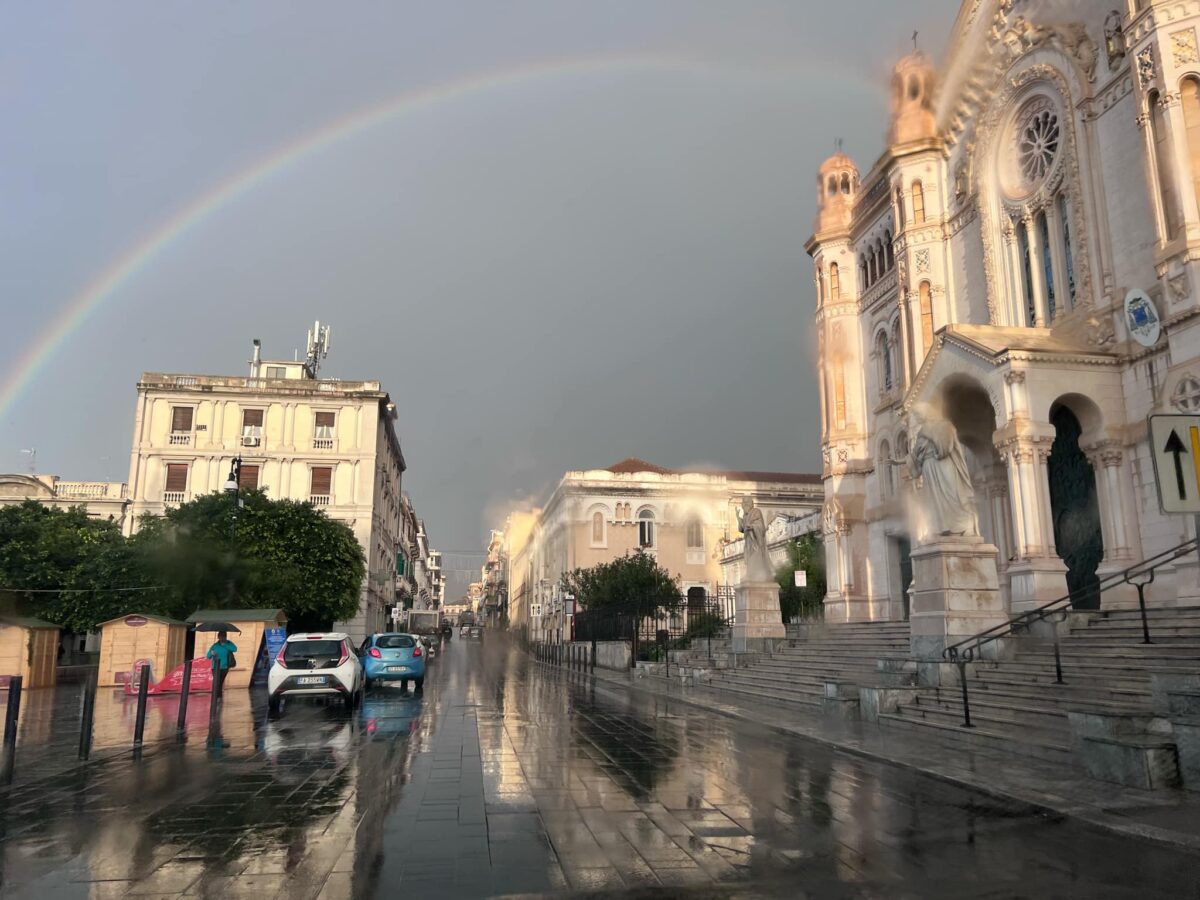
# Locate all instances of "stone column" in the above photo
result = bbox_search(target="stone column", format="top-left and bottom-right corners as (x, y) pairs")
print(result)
(1035, 443), (1058, 557)
(1163, 92), (1200, 231)
(999, 439), (1068, 611)
(1023, 215), (1050, 326)
(1003, 222), (1024, 327)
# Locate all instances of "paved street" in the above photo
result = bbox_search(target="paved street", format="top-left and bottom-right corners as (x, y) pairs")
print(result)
(1, 638), (1199, 898)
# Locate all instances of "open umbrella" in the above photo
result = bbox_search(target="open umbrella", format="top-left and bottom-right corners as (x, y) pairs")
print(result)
(192, 622), (242, 633)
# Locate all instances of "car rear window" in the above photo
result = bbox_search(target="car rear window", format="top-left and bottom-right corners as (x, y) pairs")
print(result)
(377, 635), (416, 649)
(284, 639), (343, 660)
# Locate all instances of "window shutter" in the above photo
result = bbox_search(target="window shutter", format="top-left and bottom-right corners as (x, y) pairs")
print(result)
(310, 466), (333, 495)
(315, 412), (335, 428)
(242, 409), (264, 428)
(239, 465), (260, 491)
(171, 407), (193, 432)
(165, 464), (188, 492)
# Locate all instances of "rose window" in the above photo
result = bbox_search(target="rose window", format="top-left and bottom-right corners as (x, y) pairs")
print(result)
(1018, 110), (1059, 184)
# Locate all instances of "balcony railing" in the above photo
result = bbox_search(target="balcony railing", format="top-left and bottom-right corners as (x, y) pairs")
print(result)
(163, 492), (187, 505)
(313, 438), (335, 450)
(56, 482), (128, 499)
(309, 494), (331, 506)
(168, 433), (192, 446)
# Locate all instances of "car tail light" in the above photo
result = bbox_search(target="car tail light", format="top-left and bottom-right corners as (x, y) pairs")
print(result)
(275, 646), (288, 668)
(338, 642), (350, 666)
(368, 647), (381, 658)
(413, 646), (422, 658)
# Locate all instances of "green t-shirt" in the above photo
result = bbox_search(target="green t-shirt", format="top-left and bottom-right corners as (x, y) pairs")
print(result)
(207, 639), (238, 670)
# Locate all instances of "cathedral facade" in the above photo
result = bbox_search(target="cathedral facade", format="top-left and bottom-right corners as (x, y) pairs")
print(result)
(807, 0), (1200, 622)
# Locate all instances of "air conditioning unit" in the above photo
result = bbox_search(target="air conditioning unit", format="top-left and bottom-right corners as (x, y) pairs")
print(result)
(242, 436), (261, 447)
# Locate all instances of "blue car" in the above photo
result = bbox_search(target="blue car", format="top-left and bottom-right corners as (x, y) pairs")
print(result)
(360, 633), (426, 691)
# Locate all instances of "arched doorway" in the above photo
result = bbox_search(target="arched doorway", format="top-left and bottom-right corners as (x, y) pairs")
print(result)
(1047, 404), (1104, 608)
(686, 587), (707, 616)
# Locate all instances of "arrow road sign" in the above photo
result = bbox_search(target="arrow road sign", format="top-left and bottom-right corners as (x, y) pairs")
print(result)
(1164, 429), (1188, 501)
(1149, 415), (1200, 513)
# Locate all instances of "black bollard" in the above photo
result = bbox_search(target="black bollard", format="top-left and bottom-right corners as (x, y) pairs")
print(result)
(77, 672), (96, 760)
(2, 675), (23, 784)
(208, 660), (223, 730)
(132, 665), (150, 756)
(176, 658), (193, 742)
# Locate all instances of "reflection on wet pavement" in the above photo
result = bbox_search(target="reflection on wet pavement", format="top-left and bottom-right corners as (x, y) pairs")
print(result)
(1, 636), (1198, 898)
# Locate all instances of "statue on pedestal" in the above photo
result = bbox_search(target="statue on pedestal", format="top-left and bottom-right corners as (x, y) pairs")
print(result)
(907, 402), (978, 539)
(737, 496), (773, 582)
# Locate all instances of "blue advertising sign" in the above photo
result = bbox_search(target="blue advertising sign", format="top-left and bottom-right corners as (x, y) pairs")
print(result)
(264, 627), (287, 661)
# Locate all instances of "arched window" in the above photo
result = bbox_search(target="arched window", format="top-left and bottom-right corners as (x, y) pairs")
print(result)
(896, 188), (906, 225)
(891, 319), (903, 388)
(896, 430), (909, 459)
(840, 172), (851, 194)
(868, 251), (877, 285)
(638, 509), (656, 548)
(1182, 78), (1200, 219)
(885, 232), (894, 269)
(1037, 211), (1056, 321)
(829, 262), (840, 299)
(919, 281), (934, 354)
(879, 440), (893, 498)
(686, 516), (704, 549)
(1018, 222), (1036, 325)
(1149, 90), (1182, 240)
(815, 266), (824, 304)
(591, 511), (605, 546)
(1058, 193), (1076, 305)
(827, 175), (838, 197)
(876, 331), (893, 393)
(912, 180), (926, 223)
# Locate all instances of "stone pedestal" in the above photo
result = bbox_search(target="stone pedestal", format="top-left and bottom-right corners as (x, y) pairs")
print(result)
(909, 536), (1007, 661)
(1006, 556), (1068, 613)
(732, 581), (786, 653)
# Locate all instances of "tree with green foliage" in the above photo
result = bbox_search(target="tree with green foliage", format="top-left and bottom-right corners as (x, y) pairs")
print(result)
(560, 551), (683, 618)
(775, 532), (826, 623)
(144, 490), (366, 631)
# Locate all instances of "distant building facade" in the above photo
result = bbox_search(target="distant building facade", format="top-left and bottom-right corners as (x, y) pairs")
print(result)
(125, 343), (406, 640)
(509, 459), (821, 642)
(0, 474), (131, 530)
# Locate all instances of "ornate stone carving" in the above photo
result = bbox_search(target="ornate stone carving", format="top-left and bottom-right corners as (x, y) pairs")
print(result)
(954, 162), (969, 202)
(1057, 23), (1099, 82)
(1138, 46), (1156, 88)
(1004, 370), (1027, 385)
(1170, 272), (1191, 304)
(1104, 10), (1126, 69)
(915, 248), (930, 273)
(1173, 28), (1199, 66)
(1171, 375), (1200, 412)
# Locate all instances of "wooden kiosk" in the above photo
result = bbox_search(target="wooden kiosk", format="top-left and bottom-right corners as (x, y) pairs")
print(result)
(186, 609), (287, 689)
(0, 616), (61, 689)
(97, 614), (187, 686)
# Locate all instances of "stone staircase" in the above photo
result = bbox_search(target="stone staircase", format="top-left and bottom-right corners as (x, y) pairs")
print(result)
(880, 607), (1200, 767)
(701, 622), (913, 708)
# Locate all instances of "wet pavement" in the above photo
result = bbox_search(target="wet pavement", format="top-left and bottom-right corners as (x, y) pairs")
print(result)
(1, 637), (1199, 898)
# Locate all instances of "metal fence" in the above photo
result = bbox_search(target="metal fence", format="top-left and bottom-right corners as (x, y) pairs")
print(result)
(571, 587), (736, 663)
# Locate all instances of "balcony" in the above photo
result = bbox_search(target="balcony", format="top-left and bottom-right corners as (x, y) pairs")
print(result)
(163, 492), (187, 505)
(313, 438), (335, 450)
(56, 482), (128, 500)
(168, 433), (192, 446)
(309, 494), (331, 506)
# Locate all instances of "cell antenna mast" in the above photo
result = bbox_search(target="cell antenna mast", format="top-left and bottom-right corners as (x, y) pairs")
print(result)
(912, 30), (919, 51)
(305, 321), (331, 379)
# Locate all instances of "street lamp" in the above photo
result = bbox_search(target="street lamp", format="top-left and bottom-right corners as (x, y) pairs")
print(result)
(223, 457), (243, 600)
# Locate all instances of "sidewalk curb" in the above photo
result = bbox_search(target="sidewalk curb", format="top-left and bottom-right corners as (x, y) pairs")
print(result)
(544, 659), (1200, 856)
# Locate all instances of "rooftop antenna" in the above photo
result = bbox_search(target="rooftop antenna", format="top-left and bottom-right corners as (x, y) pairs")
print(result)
(20, 448), (36, 474)
(912, 30), (919, 52)
(305, 321), (331, 379)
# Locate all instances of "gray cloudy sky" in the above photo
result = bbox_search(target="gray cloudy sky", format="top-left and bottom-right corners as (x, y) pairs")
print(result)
(2, 1), (954, 556)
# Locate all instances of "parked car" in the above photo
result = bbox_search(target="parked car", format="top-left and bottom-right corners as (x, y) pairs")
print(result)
(360, 632), (426, 692)
(268, 632), (364, 714)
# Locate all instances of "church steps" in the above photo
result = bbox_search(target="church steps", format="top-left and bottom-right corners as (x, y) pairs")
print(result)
(876, 712), (1074, 764)
(899, 697), (1074, 738)
(965, 676), (1151, 705)
(703, 679), (822, 708)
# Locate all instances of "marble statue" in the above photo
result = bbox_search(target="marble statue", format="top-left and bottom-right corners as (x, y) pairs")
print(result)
(737, 496), (773, 582)
(907, 403), (978, 539)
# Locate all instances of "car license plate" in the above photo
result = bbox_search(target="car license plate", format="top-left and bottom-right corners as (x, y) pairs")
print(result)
(387, 666), (408, 673)
(297, 676), (326, 685)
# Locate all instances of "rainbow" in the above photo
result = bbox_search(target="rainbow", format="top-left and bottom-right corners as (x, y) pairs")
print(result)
(3, 52), (871, 419)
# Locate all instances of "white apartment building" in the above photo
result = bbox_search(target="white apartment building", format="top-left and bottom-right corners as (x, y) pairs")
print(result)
(125, 338), (406, 640)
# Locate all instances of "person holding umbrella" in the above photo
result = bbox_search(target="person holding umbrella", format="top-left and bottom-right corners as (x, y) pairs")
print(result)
(200, 624), (240, 697)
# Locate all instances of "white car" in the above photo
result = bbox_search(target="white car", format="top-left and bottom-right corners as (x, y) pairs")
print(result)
(268, 632), (364, 714)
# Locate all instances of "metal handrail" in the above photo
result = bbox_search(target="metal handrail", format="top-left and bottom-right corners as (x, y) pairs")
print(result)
(940, 536), (1198, 728)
